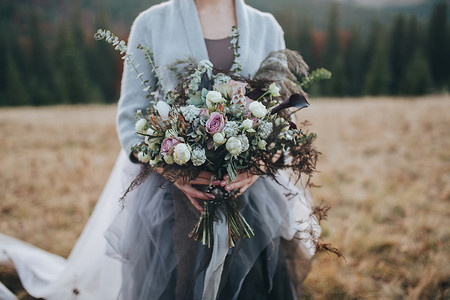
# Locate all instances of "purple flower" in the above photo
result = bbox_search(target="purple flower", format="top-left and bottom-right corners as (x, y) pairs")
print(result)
(206, 112), (225, 135)
(161, 137), (182, 155)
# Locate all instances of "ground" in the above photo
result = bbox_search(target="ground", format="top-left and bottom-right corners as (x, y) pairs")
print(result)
(0, 96), (449, 299)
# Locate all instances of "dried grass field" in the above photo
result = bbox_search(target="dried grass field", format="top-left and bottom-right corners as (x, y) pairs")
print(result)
(0, 96), (449, 299)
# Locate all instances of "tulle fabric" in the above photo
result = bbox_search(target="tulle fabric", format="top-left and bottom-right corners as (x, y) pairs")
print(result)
(0, 150), (319, 299)
(104, 153), (320, 299)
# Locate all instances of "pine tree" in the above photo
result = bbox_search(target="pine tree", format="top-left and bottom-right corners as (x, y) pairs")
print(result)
(428, 3), (449, 88)
(4, 51), (30, 106)
(363, 32), (391, 95)
(296, 17), (314, 69)
(322, 2), (343, 96)
(86, 9), (119, 103)
(399, 48), (432, 95)
(345, 29), (364, 96)
(389, 14), (408, 94)
(322, 2), (340, 68)
(55, 23), (94, 104)
(28, 12), (57, 105)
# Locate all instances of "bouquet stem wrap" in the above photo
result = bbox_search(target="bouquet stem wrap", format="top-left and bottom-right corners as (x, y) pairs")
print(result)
(189, 186), (254, 248)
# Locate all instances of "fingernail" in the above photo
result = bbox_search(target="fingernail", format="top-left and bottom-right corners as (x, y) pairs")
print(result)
(213, 180), (220, 185)
(220, 181), (226, 186)
(225, 186), (231, 191)
(208, 194), (215, 199)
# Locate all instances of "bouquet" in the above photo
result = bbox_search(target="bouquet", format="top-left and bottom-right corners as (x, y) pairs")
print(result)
(94, 28), (331, 248)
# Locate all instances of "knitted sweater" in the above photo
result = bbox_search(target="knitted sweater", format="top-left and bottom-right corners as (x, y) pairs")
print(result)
(116, 0), (285, 157)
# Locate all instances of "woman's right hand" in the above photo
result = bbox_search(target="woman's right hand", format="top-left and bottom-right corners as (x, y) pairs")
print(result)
(173, 171), (220, 213)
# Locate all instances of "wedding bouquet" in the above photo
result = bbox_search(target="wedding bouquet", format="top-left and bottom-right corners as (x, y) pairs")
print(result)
(95, 28), (330, 248)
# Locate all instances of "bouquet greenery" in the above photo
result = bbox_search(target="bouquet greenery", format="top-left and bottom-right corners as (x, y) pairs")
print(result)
(95, 28), (331, 248)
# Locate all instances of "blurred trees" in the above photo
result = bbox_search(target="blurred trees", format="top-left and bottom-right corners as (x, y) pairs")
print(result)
(0, 1), (449, 106)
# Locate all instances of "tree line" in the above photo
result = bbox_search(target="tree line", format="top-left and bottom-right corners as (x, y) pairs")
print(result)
(0, 2), (448, 106)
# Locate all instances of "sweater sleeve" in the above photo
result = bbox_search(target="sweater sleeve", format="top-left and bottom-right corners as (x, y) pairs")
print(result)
(116, 12), (156, 161)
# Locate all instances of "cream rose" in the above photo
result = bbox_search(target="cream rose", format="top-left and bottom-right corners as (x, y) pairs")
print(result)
(135, 118), (147, 133)
(226, 137), (242, 156)
(258, 140), (267, 150)
(213, 132), (226, 145)
(155, 101), (171, 118)
(164, 154), (174, 165)
(268, 82), (281, 97)
(249, 101), (268, 118)
(242, 119), (253, 130)
(206, 91), (223, 104)
(173, 143), (191, 165)
(137, 151), (151, 163)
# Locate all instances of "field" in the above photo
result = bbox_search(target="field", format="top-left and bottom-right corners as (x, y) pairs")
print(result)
(0, 96), (449, 299)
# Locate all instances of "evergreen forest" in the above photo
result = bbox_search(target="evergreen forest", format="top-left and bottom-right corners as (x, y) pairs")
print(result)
(0, 0), (449, 106)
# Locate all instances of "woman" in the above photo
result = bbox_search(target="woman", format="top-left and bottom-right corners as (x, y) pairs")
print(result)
(109, 0), (319, 299)
(0, 0), (319, 299)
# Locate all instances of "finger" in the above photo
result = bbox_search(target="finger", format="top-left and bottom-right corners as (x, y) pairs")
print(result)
(196, 171), (215, 180)
(183, 185), (215, 201)
(189, 177), (220, 186)
(187, 195), (204, 213)
(220, 174), (230, 186)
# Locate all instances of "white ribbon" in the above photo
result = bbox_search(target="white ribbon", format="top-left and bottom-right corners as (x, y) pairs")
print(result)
(201, 211), (229, 300)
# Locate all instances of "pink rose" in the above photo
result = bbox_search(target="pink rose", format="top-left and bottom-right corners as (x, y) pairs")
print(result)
(161, 137), (182, 155)
(229, 80), (248, 96)
(206, 112), (225, 135)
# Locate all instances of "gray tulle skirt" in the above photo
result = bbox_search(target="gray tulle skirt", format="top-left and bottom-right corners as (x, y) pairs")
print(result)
(105, 169), (319, 300)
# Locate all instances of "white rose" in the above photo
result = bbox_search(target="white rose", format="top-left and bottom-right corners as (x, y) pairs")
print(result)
(213, 132), (226, 145)
(173, 143), (191, 165)
(258, 140), (267, 150)
(226, 137), (242, 156)
(164, 154), (174, 165)
(249, 101), (268, 118)
(135, 118), (147, 133)
(242, 119), (253, 130)
(268, 82), (281, 97)
(155, 101), (171, 118)
(144, 128), (155, 144)
(206, 91), (223, 103)
(137, 151), (151, 163)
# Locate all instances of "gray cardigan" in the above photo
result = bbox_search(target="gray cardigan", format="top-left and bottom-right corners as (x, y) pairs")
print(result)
(116, 0), (286, 157)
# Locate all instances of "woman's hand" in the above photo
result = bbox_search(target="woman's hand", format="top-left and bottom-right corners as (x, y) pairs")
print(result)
(220, 172), (259, 197)
(173, 171), (220, 213)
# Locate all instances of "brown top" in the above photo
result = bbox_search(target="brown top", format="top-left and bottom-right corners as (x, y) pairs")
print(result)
(204, 37), (234, 73)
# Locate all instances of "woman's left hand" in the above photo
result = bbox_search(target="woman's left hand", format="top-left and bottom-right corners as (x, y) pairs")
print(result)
(220, 172), (259, 197)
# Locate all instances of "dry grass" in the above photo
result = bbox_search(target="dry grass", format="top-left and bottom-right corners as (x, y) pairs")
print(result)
(0, 96), (449, 299)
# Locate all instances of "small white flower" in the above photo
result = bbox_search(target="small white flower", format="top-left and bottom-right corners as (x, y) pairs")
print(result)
(258, 120), (273, 139)
(180, 105), (201, 123)
(226, 137), (242, 156)
(206, 91), (223, 106)
(268, 82), (281, 97)
(242, 119), (253, 130)
(191, 147), (206, 166)
(137, 151), (151, 163)
(222, 121), (239, 137)
(135, 118), (147, 133)
(213, 132), (226, 145)
(164, 154), (174, 165)
(249, 101), (268, 118)
(258, 139), (267, 150)
(238, 134), (249, 152)
(173, 143), (191, 165)
(155, 101), (171, 118)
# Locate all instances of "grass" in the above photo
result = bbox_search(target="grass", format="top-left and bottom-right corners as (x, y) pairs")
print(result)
(0, 96), (449, 299)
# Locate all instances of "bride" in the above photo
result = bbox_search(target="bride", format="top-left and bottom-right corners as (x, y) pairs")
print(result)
(0, 0), (320, 299)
